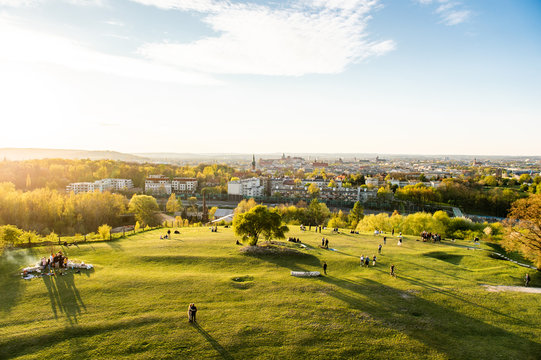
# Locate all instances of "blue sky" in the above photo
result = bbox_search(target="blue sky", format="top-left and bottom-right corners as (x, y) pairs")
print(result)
(0, 0), (540, 155)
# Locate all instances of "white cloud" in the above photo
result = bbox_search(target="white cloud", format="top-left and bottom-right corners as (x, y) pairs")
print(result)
(0, 0), (39, 6)
(133, 0), (394, 76)
(415, 0), (471, 26)
(0, 0), (105, 6)
(0, 15), (219, 85)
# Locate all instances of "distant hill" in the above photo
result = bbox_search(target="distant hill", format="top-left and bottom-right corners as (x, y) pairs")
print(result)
(0, 148), (149, 162)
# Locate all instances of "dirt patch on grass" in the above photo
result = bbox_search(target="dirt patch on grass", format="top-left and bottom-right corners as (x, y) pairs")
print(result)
(482, 285), (541, 293)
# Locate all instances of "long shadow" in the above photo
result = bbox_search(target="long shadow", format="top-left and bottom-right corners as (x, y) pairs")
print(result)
(105, 239), (123, 251)
(42, 271), (88, 325)
(317, 276), (541, 359)
(242, 250), (321, 272)
(192, 322), (234, 360)
(0, 316), (160, 358)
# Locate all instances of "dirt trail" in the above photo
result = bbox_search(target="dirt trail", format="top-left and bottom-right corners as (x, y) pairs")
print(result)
(482, 285), (541, 293)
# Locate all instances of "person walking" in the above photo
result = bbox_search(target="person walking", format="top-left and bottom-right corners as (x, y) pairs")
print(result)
(372, 255), (377, 267)
(525, 273), (531, 287)
(188, 303), (198, 323)
(390, 264), (395, 277)
(383, 236), (387, 245)
(360, 255), (364, 267)
(378, 244), (382, 254)
(364, 256), (370, 267)
(325, 238), (329, 248)
(323, 262), (327, 275)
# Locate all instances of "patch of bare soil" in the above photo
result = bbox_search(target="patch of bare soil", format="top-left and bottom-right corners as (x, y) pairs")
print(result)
(481, 285), (541, 293)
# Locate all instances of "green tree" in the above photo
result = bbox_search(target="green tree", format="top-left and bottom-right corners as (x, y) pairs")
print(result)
(188, 196), (198, 214)
(307, 199), (331, 226)
(98, 224), (112, 240)
(419, 173), (427, 182)
(234, 198), (257, 216)
(233, 205), (289, 246)
(166, 193), (180, 213)
(0, 224), (23, 248)
(519, 174), (532, 184)
(128, 194), (160, 226)
(328, 179), (337, 188)
(503, 194), (541, 269)
(307, 183), (320, 198)
(348, 201), (364, 228)
(208, 207), (218, 220)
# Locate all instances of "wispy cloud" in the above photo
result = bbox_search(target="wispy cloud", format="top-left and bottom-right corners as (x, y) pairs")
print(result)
(105, 19), (124, 26)
(0, 15), (219, 85)
(132, 0), (394, 76)
(0, 0), (105, 6)
(415, 0), (471, 26)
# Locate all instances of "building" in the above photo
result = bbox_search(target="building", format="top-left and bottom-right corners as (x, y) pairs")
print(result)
(145, 175), (197, 195)
(227, 177), (265, 197)
(66, 182), (95, 194)
(145, 175), (172, 195)
(172, 178), (198, 193)
(67, 178), (133, 194)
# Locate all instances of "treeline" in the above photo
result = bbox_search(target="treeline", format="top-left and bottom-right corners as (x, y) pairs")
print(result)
(356, 211), (502, 240)
(0, 158), (240, 192)
(387, 178), (523, 217)
(0, 182), (127, 235)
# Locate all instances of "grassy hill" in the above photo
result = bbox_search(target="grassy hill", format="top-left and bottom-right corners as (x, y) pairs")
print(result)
(1, 228), (540, 359)
(0, 148), (148, 162)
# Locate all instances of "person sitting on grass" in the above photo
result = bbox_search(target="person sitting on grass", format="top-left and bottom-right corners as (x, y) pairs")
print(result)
(188, 303), (198, 323)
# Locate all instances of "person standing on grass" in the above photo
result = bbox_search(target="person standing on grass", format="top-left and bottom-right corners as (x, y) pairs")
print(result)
(188, 303), (197, 322)
(378, 244), (382, 254)
(323, 262), (327, 275)
(525, 273), (531, 287)
(360, 255), (364, 267)
(390, 264), (395, 277)
(383, 236), (387, 245)
(372, 255), (377, 267)
(365, 256), (370, 267)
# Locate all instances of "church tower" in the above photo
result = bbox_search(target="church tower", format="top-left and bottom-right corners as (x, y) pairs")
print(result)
(252, 154), (256, 171)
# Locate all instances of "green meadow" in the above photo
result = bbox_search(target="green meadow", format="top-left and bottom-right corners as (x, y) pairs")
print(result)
(1, 227), (540, 359)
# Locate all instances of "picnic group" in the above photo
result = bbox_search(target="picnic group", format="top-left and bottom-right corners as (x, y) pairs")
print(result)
(21, 251), (93, 279)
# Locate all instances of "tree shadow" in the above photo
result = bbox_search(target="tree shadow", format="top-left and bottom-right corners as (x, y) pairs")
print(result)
(192, 322), (234, 360)
(42, 271), (87, 325)
(422, 251), (464, 265)
(317, 276), (541, 359)
(242, 250), (321, 272)
(105, 239), (123, 251)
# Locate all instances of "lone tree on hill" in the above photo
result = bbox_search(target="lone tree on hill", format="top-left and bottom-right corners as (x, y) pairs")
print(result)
(233, 205), (289, 246)
(503, 194), (541, 270)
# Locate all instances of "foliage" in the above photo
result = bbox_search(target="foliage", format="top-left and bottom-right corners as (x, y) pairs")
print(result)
(233, 205), (289, 246)
(128, 194), (160, 227)
(307, 183), (320, 198)
(503, 194), (541, 269)
(234, 198), (258, 216)
(166, 193), (181, 213)
(306, 199), (331, 226)
(98, 224), (112, 240)
(0, 225), (23, 248)
(348, 201), (364, 229)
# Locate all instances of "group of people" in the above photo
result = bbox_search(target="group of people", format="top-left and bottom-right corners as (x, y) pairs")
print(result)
(210, 226), (218, 232)
(40, 251), (68, 271)
(288, 237), (301, 243)
(420, 231), (442, 243)
(321, 238), (329, 249)
(360, 254), (377, 267)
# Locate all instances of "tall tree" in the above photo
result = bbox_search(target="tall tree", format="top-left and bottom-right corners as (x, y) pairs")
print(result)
(166, 193), (180, 213)
(128, 194), (160, 226)
(503, 194), (541, 269)
(348, 201), (364, 228)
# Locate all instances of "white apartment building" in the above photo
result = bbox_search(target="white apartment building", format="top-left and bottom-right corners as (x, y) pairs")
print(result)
(145, 175), (172, 195)
(228, 177), (265, 197)
(172, 178), (198, 193)
(145, 175), (197, 195)
(67, 178), (134, 194)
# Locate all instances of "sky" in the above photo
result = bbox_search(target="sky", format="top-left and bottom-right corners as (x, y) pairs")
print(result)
(0, 0), (540, 156)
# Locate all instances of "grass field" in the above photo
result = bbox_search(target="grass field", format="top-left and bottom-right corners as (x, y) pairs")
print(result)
(1, 227), (540, 359)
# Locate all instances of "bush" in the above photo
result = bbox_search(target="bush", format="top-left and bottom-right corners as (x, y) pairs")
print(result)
(98, 224), (112, 240)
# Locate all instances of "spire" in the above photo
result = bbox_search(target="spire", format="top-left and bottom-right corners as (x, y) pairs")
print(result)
(252, 154), (256, 171)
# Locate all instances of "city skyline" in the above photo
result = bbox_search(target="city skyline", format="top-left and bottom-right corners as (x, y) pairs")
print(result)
(0, 0), (540, 155)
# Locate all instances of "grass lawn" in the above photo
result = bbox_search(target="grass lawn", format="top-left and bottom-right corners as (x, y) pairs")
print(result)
(1, 227), (540, 359)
